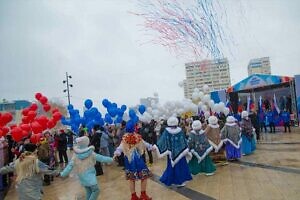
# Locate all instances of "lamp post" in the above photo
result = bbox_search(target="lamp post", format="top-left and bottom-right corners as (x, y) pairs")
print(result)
(63, 72), (73, 105)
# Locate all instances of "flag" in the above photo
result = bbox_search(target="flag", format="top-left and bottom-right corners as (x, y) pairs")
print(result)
(247, 96), (251, 113)
(226, 99), (232, 112)
(238, 98), (243, 113)
(273, 94), (280, 114)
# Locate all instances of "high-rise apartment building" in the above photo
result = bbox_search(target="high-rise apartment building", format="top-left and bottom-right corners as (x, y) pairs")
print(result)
(183, 58), (231, 99)
(248, 57), (271, 76)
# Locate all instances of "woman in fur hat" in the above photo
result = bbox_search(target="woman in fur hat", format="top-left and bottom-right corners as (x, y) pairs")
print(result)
(188, 120), (216, 176)
(154, 116), (192, 187)
(0, 143), (57, 200)
(220, 116), (242, 161)
(60, 136), (113, 200)
(240, 111), (256, 155)
(113, 120), (152, 200)
(205, 116), (227, 164)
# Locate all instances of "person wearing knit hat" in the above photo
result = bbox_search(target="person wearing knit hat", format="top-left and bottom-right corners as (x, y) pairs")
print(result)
(240, 110), (256, 155)
(188, 120), (216, 176)
(0, 143), (57, 200)
(153, 116), (192, 187)
(205, 116), (227, 165)
(114, 120), (153, 200)
(220, 116), (242, 161)
(60, 136), (113, 200)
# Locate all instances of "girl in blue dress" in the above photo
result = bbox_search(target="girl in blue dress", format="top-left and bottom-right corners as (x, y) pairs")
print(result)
(154, 116), (192, 187)
(114, 120), (152, 200)
(240, 111), (256, 155)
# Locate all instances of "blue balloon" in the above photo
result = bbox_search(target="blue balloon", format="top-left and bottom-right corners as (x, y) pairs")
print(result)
(102, 99), (111, 108)
(84, 109), (91, 119)
(111, 103), (117, 108)
(67, 104), (74, 110)
(121, 105), (127, 112)
(129, 109), (136, 119)
(90, 107), (99, 117)
(84, 99), (93, 109)
(69, 109), (76, 117)
(138, 105), (146, 114)
(117, 108), (124, 117)
(108, 107), (118, 117)
(132, 116), (139, 124)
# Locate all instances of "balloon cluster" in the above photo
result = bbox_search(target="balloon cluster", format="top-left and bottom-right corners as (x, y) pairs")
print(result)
(0, 93), (62, 143)
(102, 99), (127, 125)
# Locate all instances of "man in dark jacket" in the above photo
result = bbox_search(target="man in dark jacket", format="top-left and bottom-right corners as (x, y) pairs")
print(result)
(249, 110), (260, 140)
(90, 125), (103, 176)
(57, 130), (68, 163)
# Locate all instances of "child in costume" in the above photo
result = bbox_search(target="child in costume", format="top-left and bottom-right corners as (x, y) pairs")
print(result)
(60, 136), (113, 200)
(114, 120), (152, 200)
(240, 111), (256, 155)
(0, 143), (57, 200)
(205, 116), (227, 164)
(220, 116), (242, 161)
(154, 116), (192, 187)
(187, 120), (216, 176)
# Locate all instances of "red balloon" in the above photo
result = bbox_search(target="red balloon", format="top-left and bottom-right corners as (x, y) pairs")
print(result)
(0, 112), (13, 125)
(22, 116), (30, 124)
(31, 121), (43, 134)
(27, 111), (37, 121)
(30, 133), (41, 144)
(43, 104), (51, 112)
(9, 124), (17, 130)
(47, 120), (56, 129)
(22, 130), (29, 138)
(35, 93), (43, 101)
(11, 127), (23, 142)
(22, 108), (30, 116)
(52, 108), (59, 114)
(52, 112), (62, 121)
(36, 116), (48, 130)
(39, 96), (48, 105)
(0, 129), (4, 137)
(2, 126), (9, 135)
(20, 123), (31, 132)
(29, 103), (38, 111)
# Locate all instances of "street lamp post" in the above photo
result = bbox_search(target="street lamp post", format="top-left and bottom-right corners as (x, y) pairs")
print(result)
(63, 72), (73, 105)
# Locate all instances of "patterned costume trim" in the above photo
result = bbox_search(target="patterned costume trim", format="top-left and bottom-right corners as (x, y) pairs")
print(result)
(125, 169), (152, 181)
(208, 140), (224, 153)
(190, 146), (214, 163)
(153, 144), (191, 167)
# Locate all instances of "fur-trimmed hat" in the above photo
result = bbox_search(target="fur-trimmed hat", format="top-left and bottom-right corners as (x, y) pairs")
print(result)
(75, 136), (90, 148)
(192, 120), (202, 130)
(226, 116), (236, 123)
(208, 116), (218, 125)
(167, 116), (178, 127)
(241, 111), (248, 119)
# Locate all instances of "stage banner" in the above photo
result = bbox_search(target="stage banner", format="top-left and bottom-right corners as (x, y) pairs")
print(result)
(294, 75), (300, 123)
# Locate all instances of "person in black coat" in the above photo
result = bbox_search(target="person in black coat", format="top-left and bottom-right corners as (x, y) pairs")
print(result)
(90, 125), (103, 176)
(57, 130), (68, 163)
(249, 110), (260, 140)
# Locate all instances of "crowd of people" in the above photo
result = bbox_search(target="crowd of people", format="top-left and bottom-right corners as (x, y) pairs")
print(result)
(0, 108), (293, 200)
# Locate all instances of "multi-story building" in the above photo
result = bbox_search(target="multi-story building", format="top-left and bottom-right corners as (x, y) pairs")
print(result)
(183, 58), (231, 99)
(0, 100), (31, 124)
(248, 57), (271, 76)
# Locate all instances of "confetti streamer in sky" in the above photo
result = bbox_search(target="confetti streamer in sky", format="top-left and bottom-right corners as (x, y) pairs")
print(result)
(132, 0), (229, 60)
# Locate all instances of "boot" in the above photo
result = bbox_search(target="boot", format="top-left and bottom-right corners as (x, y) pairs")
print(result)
(131, 192), (140, 200)
(140, 191), (152, 200)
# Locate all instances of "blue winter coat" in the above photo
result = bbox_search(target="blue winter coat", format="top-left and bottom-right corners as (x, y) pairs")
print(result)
(281, 111), (290, 123)
(60, 145), (113, 186)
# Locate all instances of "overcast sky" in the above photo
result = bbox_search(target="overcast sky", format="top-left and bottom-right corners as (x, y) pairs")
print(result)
(0, 0), (299, 110)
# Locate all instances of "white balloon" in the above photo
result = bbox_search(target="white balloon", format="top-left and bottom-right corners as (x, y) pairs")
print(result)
(203, 84), (210, 94)
(201, 105), (208, 112)
(208, 100), (215, 108)
(193, 88), (200, 93)
(219, 102), (225, 110)
(204, 111), (210, 119)
(199, 91), (204, 99)
(223, 107), (230, 116)
(203, 94), (211, 103)
(178, 81), (184, 87)
(192, 92), (199, 101)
